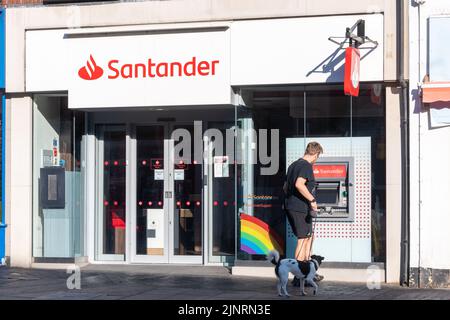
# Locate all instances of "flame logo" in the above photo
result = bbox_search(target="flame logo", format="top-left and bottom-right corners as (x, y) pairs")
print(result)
(78, 55), (104, 80)
(351, 50), (360, 89)
(351, 66), (359, 89)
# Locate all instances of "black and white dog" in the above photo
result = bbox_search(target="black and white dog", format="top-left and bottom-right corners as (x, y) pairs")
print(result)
(267, 250), (324, 297)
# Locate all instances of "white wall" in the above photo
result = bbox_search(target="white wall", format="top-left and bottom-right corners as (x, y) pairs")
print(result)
(4, 98), (11, 260)
(409, 0), (450, 271)
(231, 14), (384, 86)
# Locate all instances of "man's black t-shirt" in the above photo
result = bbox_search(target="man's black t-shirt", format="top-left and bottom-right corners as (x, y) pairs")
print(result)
(284, 158), (316, 213)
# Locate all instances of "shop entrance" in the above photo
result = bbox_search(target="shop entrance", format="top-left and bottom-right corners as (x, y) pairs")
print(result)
(95, 123), (202, 264)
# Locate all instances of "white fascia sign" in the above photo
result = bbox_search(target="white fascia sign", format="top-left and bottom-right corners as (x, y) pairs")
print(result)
(67, 28), (231, 109)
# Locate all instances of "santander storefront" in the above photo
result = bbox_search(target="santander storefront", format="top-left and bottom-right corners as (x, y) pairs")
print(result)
(21, 14), (387, 278)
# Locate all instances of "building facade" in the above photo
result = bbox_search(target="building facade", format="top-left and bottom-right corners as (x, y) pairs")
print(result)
(2, 0), (424, 285)
(408, 0), (450, 288)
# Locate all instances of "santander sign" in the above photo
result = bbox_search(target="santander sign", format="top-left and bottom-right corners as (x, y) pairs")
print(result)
(78, 55), (104, 80)
(78, 55), (220, 80)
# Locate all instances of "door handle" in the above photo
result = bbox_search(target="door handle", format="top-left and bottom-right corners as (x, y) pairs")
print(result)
(165, 191), (173, 198)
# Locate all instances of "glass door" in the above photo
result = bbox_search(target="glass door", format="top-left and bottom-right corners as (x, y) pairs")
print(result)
(169, 124), (203, 264)
(203, 122), (236, 264)
(95, 124), (127, 261)
(131, 125), (169, 263)
(130, 123), (203, 264)
(96, 120), (237, 264)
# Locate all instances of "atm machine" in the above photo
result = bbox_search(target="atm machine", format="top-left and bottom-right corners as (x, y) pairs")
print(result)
(286, 137), (372, 263)
(313, 157), (354, 221)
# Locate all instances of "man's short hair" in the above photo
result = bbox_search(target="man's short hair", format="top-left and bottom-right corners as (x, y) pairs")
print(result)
(304, 142), (323, 156)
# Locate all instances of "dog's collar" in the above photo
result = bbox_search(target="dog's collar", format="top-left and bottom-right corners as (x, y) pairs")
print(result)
(311, 259), (319, 270)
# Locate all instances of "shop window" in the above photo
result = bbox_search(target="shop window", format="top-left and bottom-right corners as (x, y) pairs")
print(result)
(32, 96), (85, 259)
(305, 87), (350, 137)
(236, 84), (386, 263)
(236, 89), (304, 261)
(352, 85), (386, 263)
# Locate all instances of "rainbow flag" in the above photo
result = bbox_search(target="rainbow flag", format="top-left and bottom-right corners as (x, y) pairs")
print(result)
(240, 213), (284, 255)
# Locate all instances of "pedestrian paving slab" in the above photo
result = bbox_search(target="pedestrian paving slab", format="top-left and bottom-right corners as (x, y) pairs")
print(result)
(0, 266), (449, 300)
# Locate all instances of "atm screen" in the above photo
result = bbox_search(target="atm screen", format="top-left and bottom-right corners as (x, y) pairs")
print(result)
(316, 183), (339, 205)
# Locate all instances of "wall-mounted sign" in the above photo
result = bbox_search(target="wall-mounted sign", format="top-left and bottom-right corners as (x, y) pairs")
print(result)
(313, 164), (348, 179)
(42, 149), (53, 167)
(344, 47), (360, 97)
(174, 169), (184, 181)
(26, 15), (383, 93)
(51, 138), (60, 166)
(154, 169), (164, 181)
(214, 156), (229, 178)
(66, 28), (231, 108)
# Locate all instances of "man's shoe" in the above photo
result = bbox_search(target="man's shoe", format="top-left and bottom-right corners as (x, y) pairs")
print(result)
(314, 274), (324, 282)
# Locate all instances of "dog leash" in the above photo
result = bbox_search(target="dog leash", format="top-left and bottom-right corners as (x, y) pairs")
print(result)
(295, 241), (305, 261)
(294, 213), (318, 261)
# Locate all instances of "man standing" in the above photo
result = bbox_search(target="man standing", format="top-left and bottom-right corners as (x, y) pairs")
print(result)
(284, 142), (323, 285)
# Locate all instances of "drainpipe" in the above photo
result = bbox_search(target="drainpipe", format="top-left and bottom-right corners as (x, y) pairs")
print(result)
(398, 0), (410, 286)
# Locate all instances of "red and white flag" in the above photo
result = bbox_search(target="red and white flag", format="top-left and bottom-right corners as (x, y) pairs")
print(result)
(344, 47), (360, 97)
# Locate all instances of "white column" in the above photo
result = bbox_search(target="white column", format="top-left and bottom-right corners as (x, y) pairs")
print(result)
(8, 95), (33, 267)
(4, 97), (11, 260)
(385, 88), (402, 283)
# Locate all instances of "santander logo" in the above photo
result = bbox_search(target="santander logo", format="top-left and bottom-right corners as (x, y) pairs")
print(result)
(351, 61), (360, 89)
(78, 55), (104, 80)
(78, 55), (220, 81)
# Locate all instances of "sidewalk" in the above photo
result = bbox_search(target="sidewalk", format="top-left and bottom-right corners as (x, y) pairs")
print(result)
(0, 265), (449, 300)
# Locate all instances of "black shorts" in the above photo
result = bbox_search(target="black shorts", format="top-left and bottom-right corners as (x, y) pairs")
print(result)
(285, 209), (313, 239)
